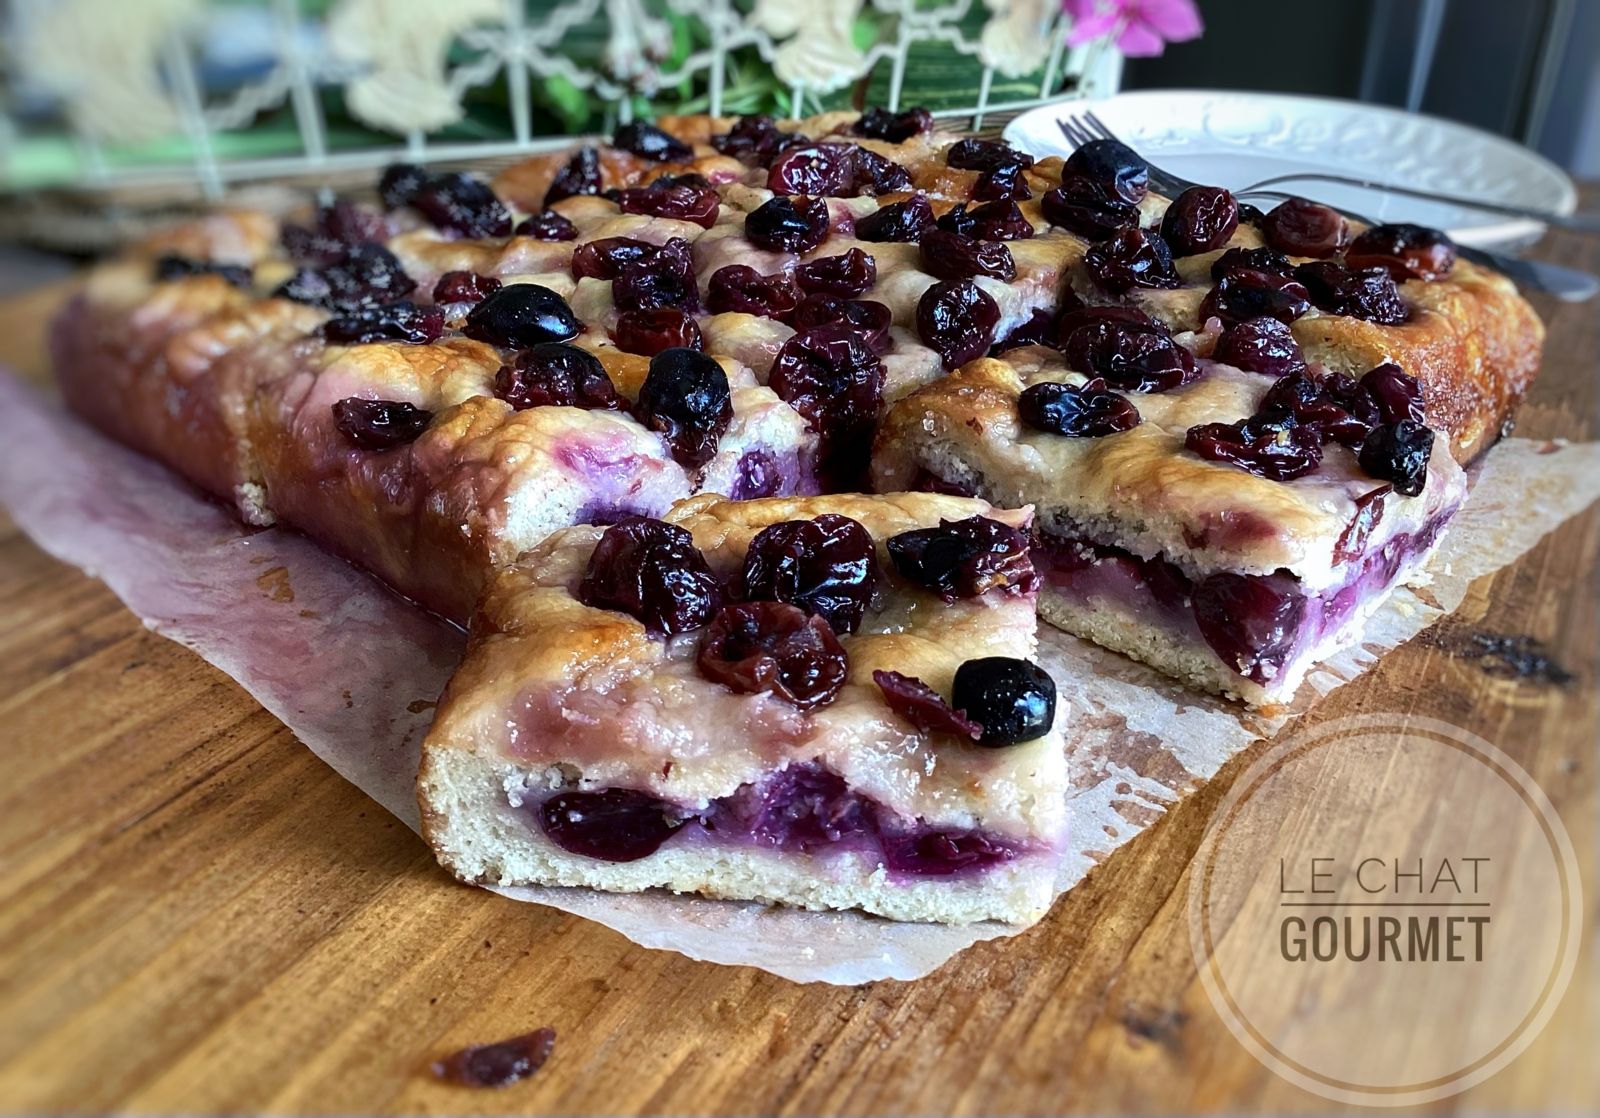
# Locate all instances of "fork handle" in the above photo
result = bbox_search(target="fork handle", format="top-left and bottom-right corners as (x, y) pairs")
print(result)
(1245, 173), (1600, 234)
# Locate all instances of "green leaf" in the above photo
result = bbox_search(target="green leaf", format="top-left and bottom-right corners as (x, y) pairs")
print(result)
(543, 76), (592, 132)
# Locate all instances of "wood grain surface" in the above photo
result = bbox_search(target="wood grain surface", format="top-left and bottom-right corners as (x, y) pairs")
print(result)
(1, 207), (1596, 1114)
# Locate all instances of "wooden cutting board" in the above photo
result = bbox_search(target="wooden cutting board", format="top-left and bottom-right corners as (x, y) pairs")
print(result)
(1, 202), (1595, 1113)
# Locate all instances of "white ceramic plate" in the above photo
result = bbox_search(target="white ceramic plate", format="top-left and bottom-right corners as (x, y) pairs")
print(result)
(1003, 89), (1577, 248)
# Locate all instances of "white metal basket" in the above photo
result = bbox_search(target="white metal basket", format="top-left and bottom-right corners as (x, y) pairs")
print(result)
(3, 0), (1121, 199)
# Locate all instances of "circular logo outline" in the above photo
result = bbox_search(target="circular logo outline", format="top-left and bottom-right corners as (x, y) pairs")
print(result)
(1187, 714), (1581, 1107)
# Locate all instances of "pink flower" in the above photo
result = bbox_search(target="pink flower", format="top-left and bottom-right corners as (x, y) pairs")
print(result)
(1063, 0), (1204, 57)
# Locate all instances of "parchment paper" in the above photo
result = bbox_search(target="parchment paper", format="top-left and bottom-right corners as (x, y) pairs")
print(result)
(2, 371), (1596, 984)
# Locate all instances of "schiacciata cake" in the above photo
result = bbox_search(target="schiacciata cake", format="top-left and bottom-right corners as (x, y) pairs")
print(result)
(418, 492), (1067, 925)
(53, 105), (1543, 917)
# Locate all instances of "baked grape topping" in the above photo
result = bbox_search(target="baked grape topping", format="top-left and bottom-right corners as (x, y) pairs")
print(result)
(851, 146), (914, 194)
(1358, 420), (1434, 496)
(616, 182), (720, 227)
(973, 161), (1034, 202)
(864, 106), (937, 143)
(578, 516), (722, 635)
(744, 195), (831, 253)
(1361, 362), (1425, 425)
(872, 670), (983, 740)
(410, 171), (513, 239)
(612, 121), (692, 162)
(614, 307), (704, 356)
(493, 344), (622, 411)
(635, 347), (733, 467)
(613, 237), (700, 314)
(767, 142), (910, 197)
(854, 194), (935, 242)
(1211, 316), (1307, 377)
(739, 513), (878, 634)
(544, 147), (603, 206)
(919, 228), (1015, 282)
(853, 105), (934, 142)
(939, 199), (1036, 241)
(1057, 302), (1153, 333)
(706, 264), (803, 318)
(1211, 246), (1294, 280)
(696, 601), (849, 710)
(571, 236), (659, 280)
(1041, 176), (1140, 240)
(514, 210), (579, 241)
(1261, 197), (1350, 258)
(1185, 406), (1324, 480)
(321, 301), (445, 345)
(1259, 369), (1379, 447)
(784, 296), (893, 353)
(1346, 222), (1457, 281)
(770, 322), (886, 487)
(280, 202), (387, 265)
(1063, 139), (1148, 204)
(916, 280), (1001, 369)
(1060, 317), (1197, 393)
(1294, 261), (1409, 324)
(1199, 268), (1312, 326)
(540, 788), (685, 861)
(462, 284), (582, 347)
(377, 163), (428, 210)
(1019, 377), (1141, 437)
(1083, 226), (1181, 293)
(332, 397), (432, 450)
(432, 270), (501, 306)
(276, 243), (417, 312)
(793, 247), (876, 296)
(945, 139), (1034, 173)
(154, 254), (252, 288)
(712, 114), (789, 162)
(950, 657), (1056, 745)
(886, 516), (1032, 598)
(1160, 186), (1239, 256)
(766, 142), (858, 196)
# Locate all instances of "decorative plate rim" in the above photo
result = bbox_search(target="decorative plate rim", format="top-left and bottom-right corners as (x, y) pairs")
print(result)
(1003, 88), (1578, 248)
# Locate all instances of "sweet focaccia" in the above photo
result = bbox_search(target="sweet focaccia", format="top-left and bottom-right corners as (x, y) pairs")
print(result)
(867, 139), (1535, 704)
(57, 111), (1537, 630)
(418, 492), (1067, 925)
(873, 350), (1467, 705)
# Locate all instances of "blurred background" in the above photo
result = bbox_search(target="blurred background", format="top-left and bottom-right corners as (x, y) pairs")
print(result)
(0, 0), (1595, 291)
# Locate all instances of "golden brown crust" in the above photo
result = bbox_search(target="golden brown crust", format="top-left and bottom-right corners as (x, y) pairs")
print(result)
(1289, 257), (1543, 462)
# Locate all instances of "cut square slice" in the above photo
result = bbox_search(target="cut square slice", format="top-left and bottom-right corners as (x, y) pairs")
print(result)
(873, 350), (1469, 706)
(418, 492), (1067, 925)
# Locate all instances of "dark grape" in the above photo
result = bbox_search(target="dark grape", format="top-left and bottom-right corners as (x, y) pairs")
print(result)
(578, 516), (722, 635)
(493, 343), (622, 411)
(635, 347), (732, 467)
(916, 280), (1001, 369)
(332, 397), (432, 450)
(1018, 377), (1141, 437)
(740, 513), (878, 634)
(696, 602), (848, 710)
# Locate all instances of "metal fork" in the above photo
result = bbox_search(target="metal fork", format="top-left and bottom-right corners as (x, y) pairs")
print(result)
(1055, 111), (1598, 302)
